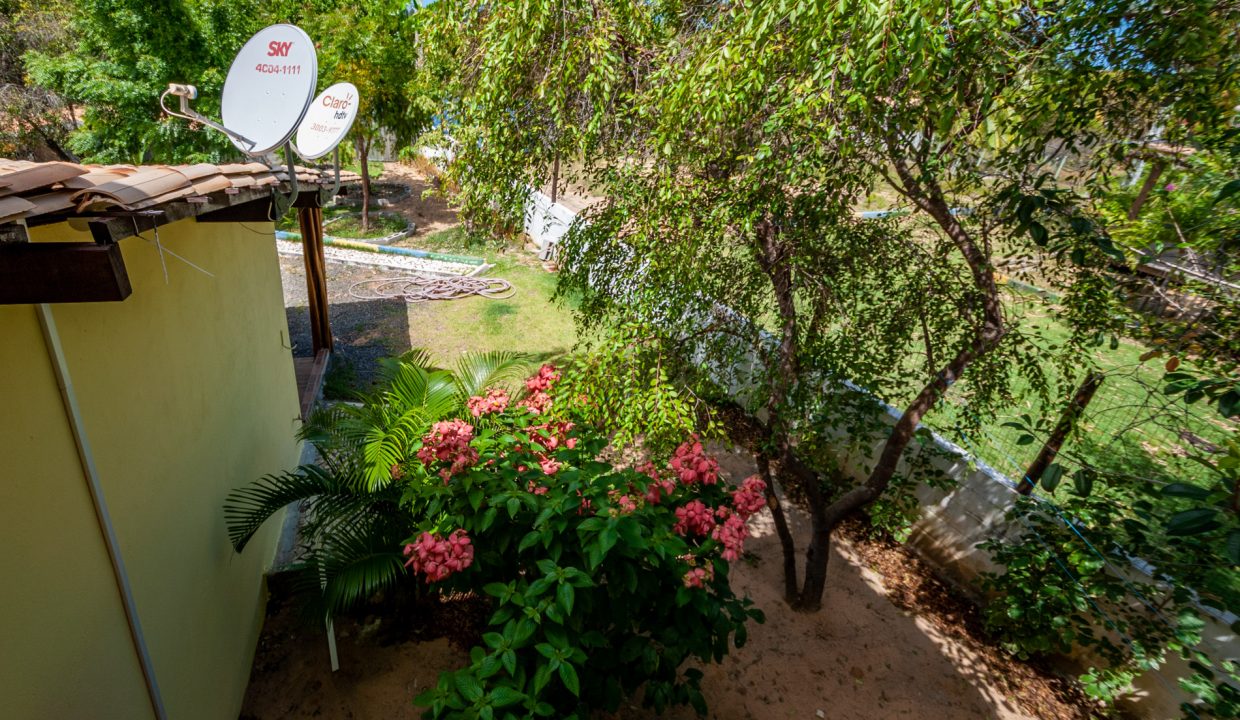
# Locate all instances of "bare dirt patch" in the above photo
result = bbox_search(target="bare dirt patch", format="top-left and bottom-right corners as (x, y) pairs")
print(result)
(371, 163), (462, 239)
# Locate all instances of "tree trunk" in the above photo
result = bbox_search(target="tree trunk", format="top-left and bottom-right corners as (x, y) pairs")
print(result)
(756, 455), (799, 603)
(793, 452), (832, 611)
(356, 136), (372, 233)
(754, 218), (820, 608)
(787, 158), (1008, 611)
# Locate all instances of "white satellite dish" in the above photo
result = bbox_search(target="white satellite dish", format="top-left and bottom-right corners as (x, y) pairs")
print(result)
(294, 83), (361, 160)
(220, 24), (318, 156)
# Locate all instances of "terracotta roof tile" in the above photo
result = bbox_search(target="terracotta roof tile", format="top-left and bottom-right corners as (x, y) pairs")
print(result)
(63, 170), (134, 190)
(0, 162), (87, 197)
(23, 191), (76, 218)
(0, 157), (359, 224)
(0, 195), (36, 222)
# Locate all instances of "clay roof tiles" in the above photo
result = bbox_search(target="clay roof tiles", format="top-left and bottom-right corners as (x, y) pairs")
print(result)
(0, 158), (361, 225)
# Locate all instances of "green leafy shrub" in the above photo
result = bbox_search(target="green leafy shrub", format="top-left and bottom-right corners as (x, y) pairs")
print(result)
(227, 351), (763, 718)
(979, 488), (1240, 717)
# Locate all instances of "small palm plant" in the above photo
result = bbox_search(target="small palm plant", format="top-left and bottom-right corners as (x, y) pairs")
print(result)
(224, 349), (529, 616)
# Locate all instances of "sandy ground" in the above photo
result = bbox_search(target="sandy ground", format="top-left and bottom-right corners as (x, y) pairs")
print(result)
(240, 447), (1090, 720)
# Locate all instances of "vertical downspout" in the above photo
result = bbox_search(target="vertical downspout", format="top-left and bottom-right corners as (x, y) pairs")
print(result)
(36, 303), (168, 720)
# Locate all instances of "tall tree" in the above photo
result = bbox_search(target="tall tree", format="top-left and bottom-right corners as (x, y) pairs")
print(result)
(24, 0), (291, 163)
(418, 0), (696, 238)
(0, 0), (76, 160)
(428, 0), (1239, 612)
(309, 0), (430, 231)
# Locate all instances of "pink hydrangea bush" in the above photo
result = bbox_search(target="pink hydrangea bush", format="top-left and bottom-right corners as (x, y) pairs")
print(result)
(399, 363), (761, 718)
(234, 357), (763, 719)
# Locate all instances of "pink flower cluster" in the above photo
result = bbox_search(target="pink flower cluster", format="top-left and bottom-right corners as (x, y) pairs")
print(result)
(673, 499), (716, 536)
(467, 388), (509, 417)
(683, 564), (715, 588)
(641, 464), (677, 505)
(518, 364), (561, 415)
(669, 436), (719, 485)
(416, 420), (479, 483)
(711, 510), (748, 561)
(529, 421), (577, 453)
(525, 363), (561, 392)
(403, 529), (474, 582)
(731, 475), (768, 518)
(519, 392), (552, 414)
(608, 490), (638, 514)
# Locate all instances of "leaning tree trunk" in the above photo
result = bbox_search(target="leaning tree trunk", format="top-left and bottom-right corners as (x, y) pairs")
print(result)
(757, 454), (800, 602)
(793, 158), (1008, 610)
(356, 135), (373, 233)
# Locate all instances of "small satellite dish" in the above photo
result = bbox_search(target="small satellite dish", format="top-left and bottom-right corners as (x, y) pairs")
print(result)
(294, 83), (361, 160)
(220, 24), (318, 156)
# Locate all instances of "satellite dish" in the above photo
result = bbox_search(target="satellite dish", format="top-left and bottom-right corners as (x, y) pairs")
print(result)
(220, 24), (318, 156)
(294, 83), (361, 160)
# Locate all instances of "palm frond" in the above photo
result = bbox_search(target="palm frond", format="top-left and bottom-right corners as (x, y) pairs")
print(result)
(453, 350), (530, 401)
(224, 465), (346, 552)
(298, 515), (408, 617)
(358, 411), (421, 490)
(377, 348), (435, 383)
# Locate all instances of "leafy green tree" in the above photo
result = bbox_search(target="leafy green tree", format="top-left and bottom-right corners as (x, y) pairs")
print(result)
(25, 0), (286, 163)
(423, 0), (1238, 618)
(0, 0), (76, 160)
(308, 0), (432, 230)
(417, 0), (696, 238)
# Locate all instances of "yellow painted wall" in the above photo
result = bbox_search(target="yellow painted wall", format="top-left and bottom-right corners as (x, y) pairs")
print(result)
(0, 218), (302, 719)
(0, 304), (153, 718)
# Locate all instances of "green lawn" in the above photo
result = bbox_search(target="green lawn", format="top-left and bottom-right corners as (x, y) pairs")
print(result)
(925, 283), (1230, 489)
(324, 213), (409, 239)
(396, 227), (579, 368)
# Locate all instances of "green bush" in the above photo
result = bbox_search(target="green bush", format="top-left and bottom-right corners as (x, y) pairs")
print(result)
(226, 352), (763, 718)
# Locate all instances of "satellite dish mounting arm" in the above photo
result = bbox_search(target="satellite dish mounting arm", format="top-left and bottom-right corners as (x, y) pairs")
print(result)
(271, 142), (301, 220)
(160, 85), (257, 152)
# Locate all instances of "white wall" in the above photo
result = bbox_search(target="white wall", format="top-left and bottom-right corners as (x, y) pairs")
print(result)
(524, 190), (577, 259)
